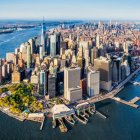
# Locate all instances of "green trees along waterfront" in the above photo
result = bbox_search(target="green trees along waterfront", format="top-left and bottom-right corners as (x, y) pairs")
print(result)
(0, 83), (43, 114)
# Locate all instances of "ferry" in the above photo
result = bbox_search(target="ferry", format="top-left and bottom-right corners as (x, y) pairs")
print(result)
(73, 114), (88, 125)
(64, 116), (75, 125)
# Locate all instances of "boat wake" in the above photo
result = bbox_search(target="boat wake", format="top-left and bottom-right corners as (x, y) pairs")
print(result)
(0, 33), (25, 46)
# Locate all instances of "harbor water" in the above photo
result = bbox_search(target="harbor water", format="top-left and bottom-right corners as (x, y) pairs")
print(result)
(0, 23), (140, 140)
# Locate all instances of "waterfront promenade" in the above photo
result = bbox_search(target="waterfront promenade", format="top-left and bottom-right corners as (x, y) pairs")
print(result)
(79, 67), (140, 106)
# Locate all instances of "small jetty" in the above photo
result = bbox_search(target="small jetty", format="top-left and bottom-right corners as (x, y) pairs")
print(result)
(111, 97), (139, 108)
(95, 110), (107, 119)
(52, 119), (56, 128)
(129, 97), (140, 104)
(40, 116), (45, 130)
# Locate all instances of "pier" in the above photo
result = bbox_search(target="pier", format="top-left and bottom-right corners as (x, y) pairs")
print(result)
(58, 118), (68, 133)
(95, 110), (107, 119)
(111, 97), (139, 108)
(129, 97), (140, 104)
(40, 116), (45, 130)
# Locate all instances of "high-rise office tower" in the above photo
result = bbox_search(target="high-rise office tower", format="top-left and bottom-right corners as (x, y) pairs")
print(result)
(6, 53), (15, 62)
(87, 71), (100, 97)
(27, 43), (31, 68)
(50, 34), (56, 57)
(39, 70), (46, 96)
(96, 34), (100, 49)
(14, 54), (18, 65)
(12, 66), (21, 83)
(40, 19), (46, 56)
(123, 42), (129, 54)
(48, 74), (56, 99)
(2, 64), (7, 79)
(15, 48), (20, 55)
(94, 57), (112, 91)
(56, 32), (61, 55)
(84, 48), (89, 67)
(112, 58), (121, 83)
(20, 43), (27, 62)
(121, 64), (126, 80)
(7, 63), (12, 75)
(123, 60), (130, 76)
(91, 47), (99, 65)
(0, 66), (2, 83)
(39, 46), (43, 60)
(28, 38), (35, 54)
(64, 67), (82, 102)
(79, 41), (89, 57)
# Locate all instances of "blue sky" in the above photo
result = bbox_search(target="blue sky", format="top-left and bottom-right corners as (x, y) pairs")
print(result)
(0, 0), (140, 20)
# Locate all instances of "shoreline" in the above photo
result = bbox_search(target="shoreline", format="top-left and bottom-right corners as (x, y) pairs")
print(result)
(0, 67), (140, 125)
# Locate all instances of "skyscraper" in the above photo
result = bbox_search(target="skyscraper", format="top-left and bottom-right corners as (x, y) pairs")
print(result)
(39, 46), (43, 60)
(56, 32), (61, 55)
(39, 70), (46, 96)
(64, 67), (82, 102)
(50, 34), (56, 57)
(40, 18), (46, 56)
(12, 66), (21, 83)
(2, 64), (7, 79)
(27, 43), (31, 68)
(94, 57), (112, 91)
(28, 38), (35, 54)
(48, 74), (56, 99)
(87, 71), (100, 97)
(112, 58), (122, 83)
(91, 47), (99, 65)
(96, 34), (100, 49)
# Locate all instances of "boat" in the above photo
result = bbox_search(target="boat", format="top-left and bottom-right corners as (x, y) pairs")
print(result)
(73, 114), (87, 125)
(58, 118), (68, 133)
(64, 116), (75, 125)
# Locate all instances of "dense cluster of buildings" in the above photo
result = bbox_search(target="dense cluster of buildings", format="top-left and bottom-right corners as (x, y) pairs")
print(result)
(0, 21), (140, 103)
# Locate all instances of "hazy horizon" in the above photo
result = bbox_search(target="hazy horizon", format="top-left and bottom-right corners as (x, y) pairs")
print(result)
(0, 0), (140, 20)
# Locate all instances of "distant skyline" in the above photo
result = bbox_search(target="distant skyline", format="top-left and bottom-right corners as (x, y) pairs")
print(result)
(1, 0), (140, 20)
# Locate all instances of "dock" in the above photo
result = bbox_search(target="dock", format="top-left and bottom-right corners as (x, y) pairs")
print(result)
(111, 97), (139, 108)
(95, 110), (107, 119)
(73, 114), (87, 124)
(129, 97), (140, 104)
(40, 116), (45, 130)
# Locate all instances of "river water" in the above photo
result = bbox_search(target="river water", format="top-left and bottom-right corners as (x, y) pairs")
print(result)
(0, 23), (140, 140)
